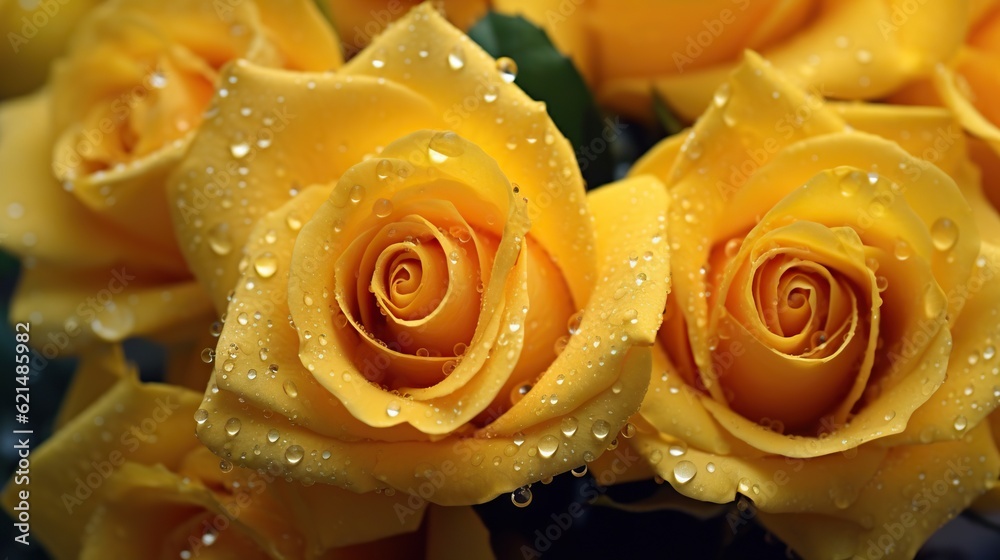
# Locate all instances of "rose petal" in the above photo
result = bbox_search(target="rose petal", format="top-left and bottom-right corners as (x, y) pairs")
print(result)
(171, 5), (593, 314)
(482, 175), (670, 435)
(631, 418), (887, 514)
(759, 421), (1000, 560)
(0, 368), (203, 559)
(629, 2), (968, 121)
(10, 262), (213, 351)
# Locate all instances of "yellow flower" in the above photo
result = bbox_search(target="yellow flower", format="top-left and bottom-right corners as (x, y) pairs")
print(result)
(172, 5), (670, 504)
(891, 1), (1000, 165)
(323, 0), (489, 56)
(1, 346), (492, 559)
(628, 52), (1000, 559)
(0, 0), (341, 353)
(494, 0), (970, 122)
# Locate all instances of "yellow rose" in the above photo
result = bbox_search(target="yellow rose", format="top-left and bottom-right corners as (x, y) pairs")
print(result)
(627, 52), (1000, 559)
(495, 0), (970, 122)
(1, 346), (492, 559)
(172, 5), (669, 504)
(890, 0), (1000, 163)
(0, 0), (341, 353)
(324, 0), (489, 56)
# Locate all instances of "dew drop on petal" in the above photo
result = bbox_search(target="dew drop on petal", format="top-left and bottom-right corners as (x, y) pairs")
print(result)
(447, 45), (465, 70)
(673, 460), (697, 484)
(225, 418), (241, 436)
(267, 429), (280, 443)
(194, 409), (209, 424)
(285, 445), (304, 465)
(537, 435), (559, 459)
(386, 401), (401, 418)
(591, 420), (610, 440)
(496, 56), (517, 83)
(930, 218), (958, 252)
(511, 486), (532, 507)
(254, 252), (278, 278)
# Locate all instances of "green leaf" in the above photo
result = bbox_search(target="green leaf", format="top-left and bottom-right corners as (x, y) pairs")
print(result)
(469, 13), (614, 188)
(652, 90), (685, 137)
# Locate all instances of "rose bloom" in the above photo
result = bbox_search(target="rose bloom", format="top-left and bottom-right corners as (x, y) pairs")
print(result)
(0, 346), (492, 559)
(0, 0), (341, 353)
(495, 0), (969, 122)
(625, 52), (1000, 559)
(175, 5), (669, 504)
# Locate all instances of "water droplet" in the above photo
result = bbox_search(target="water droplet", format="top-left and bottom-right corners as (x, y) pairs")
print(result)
(621, 423), (636, 438)
(930, 218), (958, 252)
(219, 460), (233, 473)
(386, 401), (401, 418)
(482, 84), (498, 103)
(673, 460), (697, 484)
(810, 330), (828, 349)
(194, 409), (209, 424)
(230, 142), (251, 159)
(207, 223), (232, 255)
(591, 420), (610, 440)
(884, 410), (896, 422)
(267, 429), (280, 443)
(237, 312), (249, 326)
(427, 131), (464, 164)
(247, 369), (257, 380)
(538, 435), (559, 459)
(283, 380), (298, 398)
(984, 345), (996, 361)
(893, 239), (911, 261)
(254, 252), (278, 278)
(447, 45), (465, 70)
(668, 443), (687, 457)
(150, 70), (168, 88)
(373, 198), (393, 218)
(349, 184), (365, 203)
(508, 320), (521, 333)
(954, 416), (968, 431)
(200, 348), (215, 363)
(286, 214), (302, 230)
(567, 310), (584, 335)
(875, 275), (889, 292)
(285, 445), (304, 465)
(560, 417), (578, 437)
(713, 82), (731, 107)
(371, 48), (386, 69)
(571, 464), (588, 477)
(511, 486), (532, 507)
(375, 160), (393, 180)
(706, 462), (716, 473)
(225, 418), (241, 436)
(496, 56), (517, 83)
